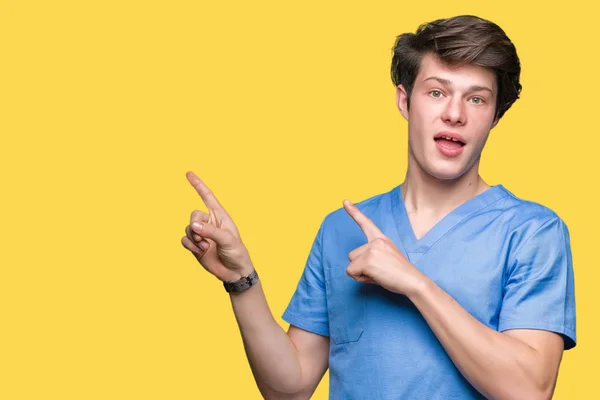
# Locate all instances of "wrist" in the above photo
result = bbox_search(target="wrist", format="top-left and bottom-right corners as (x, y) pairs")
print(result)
(228, 265), (255, 282)
(406, 273), (434, 301)
(223, 268), (259, 294)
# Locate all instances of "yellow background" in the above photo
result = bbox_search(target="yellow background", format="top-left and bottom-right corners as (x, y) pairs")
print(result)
(1, 1), (596, 398)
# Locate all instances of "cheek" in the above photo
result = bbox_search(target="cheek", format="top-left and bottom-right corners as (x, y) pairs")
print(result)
(407, 104), (431, 134)
(468, 129), (492, 154)
(407, 107), (437, 153)
(466, 111), (495, 140)
(410, 97), (439, 120)
(470, 106), (496, 126)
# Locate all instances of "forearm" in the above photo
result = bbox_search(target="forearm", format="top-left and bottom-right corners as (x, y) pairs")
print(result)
(229, 280), (305, 395)
(408, 278), (550, 400)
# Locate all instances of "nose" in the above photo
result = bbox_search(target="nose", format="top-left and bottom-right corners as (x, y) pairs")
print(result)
(441, 97), (466, 125)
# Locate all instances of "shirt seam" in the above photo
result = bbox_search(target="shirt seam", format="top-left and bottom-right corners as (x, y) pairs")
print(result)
(506, 216), (560, 270)
(498, 319), (575, 332)
(282, 311), (329, 335)
(416, 194), (510, 261)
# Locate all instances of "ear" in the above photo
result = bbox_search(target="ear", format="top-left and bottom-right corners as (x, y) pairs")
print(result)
(396, 84), (409, 121)
(491, 115), (499, 129)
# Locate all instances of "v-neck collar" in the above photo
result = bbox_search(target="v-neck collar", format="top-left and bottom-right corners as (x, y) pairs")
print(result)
(390, 184), (509, 259)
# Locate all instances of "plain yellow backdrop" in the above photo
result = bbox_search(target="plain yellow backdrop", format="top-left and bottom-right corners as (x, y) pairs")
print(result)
(1, 1), (596, 398)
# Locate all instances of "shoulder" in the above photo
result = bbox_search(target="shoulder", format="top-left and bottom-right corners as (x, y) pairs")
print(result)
(494, 184), (568, 230)
(494, 185), (571, 261)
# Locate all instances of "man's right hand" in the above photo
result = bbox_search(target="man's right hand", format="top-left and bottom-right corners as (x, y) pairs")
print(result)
(181, 171), (330, 397)
(181, 171), (254, 282)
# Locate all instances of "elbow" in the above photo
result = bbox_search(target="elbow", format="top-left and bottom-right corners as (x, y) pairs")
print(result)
(260, 387), (311, 400)
(257, 379), (310, 400)
(494, 389), (551, 400)
(488, 370), (556, 400)
(522, 389), (553, 400)
(506, 353), (559, 400)
(537, 381), (556, 400)
(533, 369), (558, 400)
(500, 379), (555, 400)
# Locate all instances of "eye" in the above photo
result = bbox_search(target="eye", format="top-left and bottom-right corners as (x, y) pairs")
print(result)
(429, 90), (443, 98)
(469, 97), (485, 104)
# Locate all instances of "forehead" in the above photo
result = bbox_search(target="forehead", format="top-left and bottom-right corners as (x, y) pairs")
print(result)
(415, 53), (497, 92)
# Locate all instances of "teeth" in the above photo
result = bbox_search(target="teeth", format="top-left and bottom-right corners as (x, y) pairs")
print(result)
(442, 136), (459, 142)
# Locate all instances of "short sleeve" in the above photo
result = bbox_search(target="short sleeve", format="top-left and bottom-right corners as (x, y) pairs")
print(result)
(499, 217), (576, 349)
(281, 220), (329, 337)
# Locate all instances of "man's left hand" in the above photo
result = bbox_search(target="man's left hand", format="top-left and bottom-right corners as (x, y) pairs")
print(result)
(343, 199), (428, 297)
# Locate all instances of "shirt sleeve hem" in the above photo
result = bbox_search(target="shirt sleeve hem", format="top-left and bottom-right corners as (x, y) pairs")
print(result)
(282, 310), (330, 337)
(498, 319), (576, 350)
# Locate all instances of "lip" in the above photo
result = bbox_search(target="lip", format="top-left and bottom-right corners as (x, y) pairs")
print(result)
(435, 140), (464, 157)
(434, 131), (466, 158)
(434, 131), (466, 143)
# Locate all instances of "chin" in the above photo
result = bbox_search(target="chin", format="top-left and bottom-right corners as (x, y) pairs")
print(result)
(410, 147), (477, 182)
(426, 164), (469, 181)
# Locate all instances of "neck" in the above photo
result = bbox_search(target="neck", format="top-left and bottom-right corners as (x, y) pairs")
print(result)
(401, 158), (490, 216)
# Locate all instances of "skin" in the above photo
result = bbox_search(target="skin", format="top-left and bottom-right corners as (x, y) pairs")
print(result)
(401, 53), (499, 183)
(181, 53), (565, 399)
(397, 53), (500, 238)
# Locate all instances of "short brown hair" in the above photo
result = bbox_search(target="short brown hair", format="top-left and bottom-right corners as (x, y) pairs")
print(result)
(391, 15), (521, 120)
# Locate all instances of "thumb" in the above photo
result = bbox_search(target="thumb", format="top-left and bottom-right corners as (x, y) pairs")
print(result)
(191, 222), (232, 247)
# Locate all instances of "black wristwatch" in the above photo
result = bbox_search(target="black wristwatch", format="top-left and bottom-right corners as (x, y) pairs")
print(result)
(223, 270), (259, 293)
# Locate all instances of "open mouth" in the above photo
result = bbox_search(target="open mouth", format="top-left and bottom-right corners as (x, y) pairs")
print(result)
(434, 136), (465, 149)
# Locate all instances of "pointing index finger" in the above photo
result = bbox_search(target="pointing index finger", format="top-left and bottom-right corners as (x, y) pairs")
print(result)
(186, 171), (224, 211)
(343, 199), (384, 241)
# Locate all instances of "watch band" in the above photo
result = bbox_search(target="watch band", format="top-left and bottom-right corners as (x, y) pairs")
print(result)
(223, 270), (259, 293)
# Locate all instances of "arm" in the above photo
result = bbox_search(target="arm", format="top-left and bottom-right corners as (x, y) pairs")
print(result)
(342, 202), (575, 400)
(181, 172), (329, 398)
(230, 281), (330, 398)
(409, 278), (563, 400)
(407, 217), (576, 400)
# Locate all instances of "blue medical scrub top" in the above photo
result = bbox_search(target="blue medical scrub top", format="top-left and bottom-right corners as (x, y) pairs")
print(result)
(282, 184), (576, 399)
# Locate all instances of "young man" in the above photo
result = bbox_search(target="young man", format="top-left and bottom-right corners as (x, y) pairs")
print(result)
(181, 15), (576, 399)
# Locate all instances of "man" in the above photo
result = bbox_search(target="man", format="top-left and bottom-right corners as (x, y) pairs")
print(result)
(181, 15), (576, 399)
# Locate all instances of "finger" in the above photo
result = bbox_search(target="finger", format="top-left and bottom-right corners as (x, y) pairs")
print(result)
(346, 261), (376, 284)
(189, 209), (211, 227)
(186, 225), (204, 243)
(343, 200), (385, 241)
(348, 242), (369, 262)
(181, 235), (210, 258)
(191, 220), (233, 247)
(186, 171), (228, 214)
(346, 261), (368, 282)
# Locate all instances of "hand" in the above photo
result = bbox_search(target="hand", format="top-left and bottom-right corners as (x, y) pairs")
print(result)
(343, 199), (427, 297)
(181, 171), (254, 282)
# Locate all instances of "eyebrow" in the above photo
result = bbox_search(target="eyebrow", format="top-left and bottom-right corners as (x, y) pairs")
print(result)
(423, 76), (494, 94)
